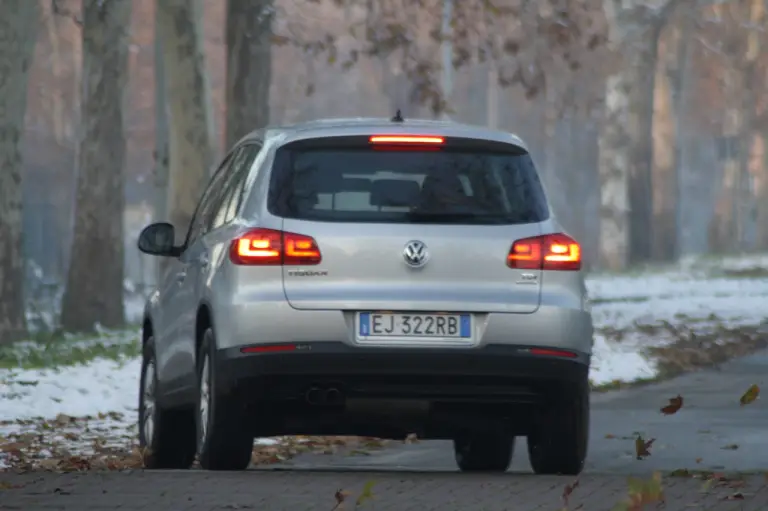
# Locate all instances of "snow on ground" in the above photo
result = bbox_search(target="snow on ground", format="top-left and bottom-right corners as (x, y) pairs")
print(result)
(587, 254), (768, 385)
(2, 254), (767, 468)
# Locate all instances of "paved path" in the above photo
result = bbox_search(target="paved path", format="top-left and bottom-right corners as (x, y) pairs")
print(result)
(3, 350), (768, 510)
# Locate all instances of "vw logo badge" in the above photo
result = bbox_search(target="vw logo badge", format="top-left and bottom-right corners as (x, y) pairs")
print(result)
(403, 240), (429, 268)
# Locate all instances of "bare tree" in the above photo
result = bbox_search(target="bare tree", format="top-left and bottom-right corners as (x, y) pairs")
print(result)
(226, 0), (274, 146)
(156, 0), (215, 245)
(598, 0), (691, 270)
(0, 0), (38, 344)
(705, 1), (765, 253)
(60, 0), (131, 332)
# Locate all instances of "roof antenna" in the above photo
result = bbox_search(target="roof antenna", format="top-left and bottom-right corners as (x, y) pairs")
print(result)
(390, 109), (404, 123)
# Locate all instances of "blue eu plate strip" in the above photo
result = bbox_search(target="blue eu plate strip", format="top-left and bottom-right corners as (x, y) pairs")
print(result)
(359, 313), (371, 336)
(460, 315), (471, 338)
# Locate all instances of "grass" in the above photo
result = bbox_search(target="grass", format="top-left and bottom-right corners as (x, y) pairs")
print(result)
(0, 327), (141, 370)
(591, 376), (662, 393)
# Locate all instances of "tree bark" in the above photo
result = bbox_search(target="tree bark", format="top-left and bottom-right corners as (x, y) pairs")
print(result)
(60, 0), (131, 333)
(652, 27), (678, 261)
(757, 66), (768, 250)
(707, 0), (762, 253)
(154, 8), (171, 283)
(225, 0), (273, 147)
(157, 0), (215, 244)
(598, 39), (658, 269)
(0, 0), (37, 344)
(668, 9), (695, 258)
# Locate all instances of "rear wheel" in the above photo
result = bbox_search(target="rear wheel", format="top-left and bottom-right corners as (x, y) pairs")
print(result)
(138, 338), (196, 469)
(453, 432), (515, 472)
(527, 379), (589, 475)
(196, 328), (254, 471)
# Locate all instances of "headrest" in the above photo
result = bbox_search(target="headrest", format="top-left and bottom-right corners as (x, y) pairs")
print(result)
(420, 172), (466, 196)
(370, 179), (421, 207)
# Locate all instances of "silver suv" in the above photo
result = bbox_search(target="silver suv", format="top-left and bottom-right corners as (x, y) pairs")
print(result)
(137, 115), (593, 474)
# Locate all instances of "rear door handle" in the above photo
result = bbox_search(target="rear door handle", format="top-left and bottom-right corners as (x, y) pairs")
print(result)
(176, 270), (187, 283)
(199, 253), (210, 269)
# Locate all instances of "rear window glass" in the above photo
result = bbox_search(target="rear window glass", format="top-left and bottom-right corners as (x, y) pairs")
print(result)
(268, 146), (549, 224)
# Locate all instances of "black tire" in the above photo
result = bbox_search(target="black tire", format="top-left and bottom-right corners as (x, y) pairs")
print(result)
(196, 328), (254, 471)
(454, 432), (515, 472)
(138, 338), (196, 469)
(527, 379), (590, 475)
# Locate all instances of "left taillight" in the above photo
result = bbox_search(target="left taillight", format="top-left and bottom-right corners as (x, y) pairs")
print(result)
(229, 228), (322, 266)
(507, 233), (581, 271)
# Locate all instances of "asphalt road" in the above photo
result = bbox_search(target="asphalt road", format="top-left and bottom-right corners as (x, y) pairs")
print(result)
(3, 350), (768, 510)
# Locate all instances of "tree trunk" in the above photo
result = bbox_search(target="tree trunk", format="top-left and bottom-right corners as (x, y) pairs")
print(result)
(598, 31), (658, 270)
(42, 0), (66, 143)
(757, 126), (768, 249)
(225, 0), (273, 147)
(707, 1), (762, 253)
(757, 65), (768, 250)
(0, 0), (37, 344)
(669, 9), (695, 257)
(737, 0), (764, 250)
(154, 8), (171, 283)
(652, 29), (677, 261)
(157, 0), (215, 244)
(60, 0), (130, 333)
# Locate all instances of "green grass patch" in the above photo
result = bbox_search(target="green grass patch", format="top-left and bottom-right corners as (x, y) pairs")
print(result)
(0, 328), (141, 370)
(591, 376), (661, 393)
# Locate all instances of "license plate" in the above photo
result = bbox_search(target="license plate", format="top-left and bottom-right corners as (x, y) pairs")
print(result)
(357, 312), (472, 340)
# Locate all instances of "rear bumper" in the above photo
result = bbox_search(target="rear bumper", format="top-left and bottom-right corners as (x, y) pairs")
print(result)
(215, 342), (589, 401)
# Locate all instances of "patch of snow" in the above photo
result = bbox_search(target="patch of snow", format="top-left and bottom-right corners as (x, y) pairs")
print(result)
(1, 359), (139, 421)
(588, 334), (658, 385)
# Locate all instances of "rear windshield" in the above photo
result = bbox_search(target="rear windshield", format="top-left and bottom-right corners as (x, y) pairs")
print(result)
(268, 144), (550, 225)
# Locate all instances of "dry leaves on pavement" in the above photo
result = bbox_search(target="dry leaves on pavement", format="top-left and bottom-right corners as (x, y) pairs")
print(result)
(612, 472), (664, 511)
(332, 481), (377, 510)
(1, 413), (388, 472)
(634, 435), (655, 460)
(739, 384), (760, 406)
(562, 478), (579, 510)
(660, 395), (683, 415)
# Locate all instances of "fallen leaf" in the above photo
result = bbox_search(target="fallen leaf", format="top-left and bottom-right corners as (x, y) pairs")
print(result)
(604, 433), (616, 439)
(54, 414), (74, 426)
(660, 395), (684, 415)
(740, 384), (759, 406)
(725, 492), (745, 500)
(355, 480), (376, 507)
(332, 489), (352, 510)
(696, 458), (703, 464)
(562, 478), (579, 508)
(720, 444), (739, 450)
(621, 472), (665, 509)
(635, 435), (655, 460)
(404, 433), (419, 444)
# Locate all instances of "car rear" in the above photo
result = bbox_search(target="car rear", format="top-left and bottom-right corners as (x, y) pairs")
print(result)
(214, 122), (592, 472)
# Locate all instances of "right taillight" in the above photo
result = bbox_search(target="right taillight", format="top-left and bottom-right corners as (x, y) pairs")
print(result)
(507, 233), (581, 271)
(230, 228), (322, 266)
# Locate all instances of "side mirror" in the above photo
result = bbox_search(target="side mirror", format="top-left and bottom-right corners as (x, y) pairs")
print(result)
(137, 222), (180, 257)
